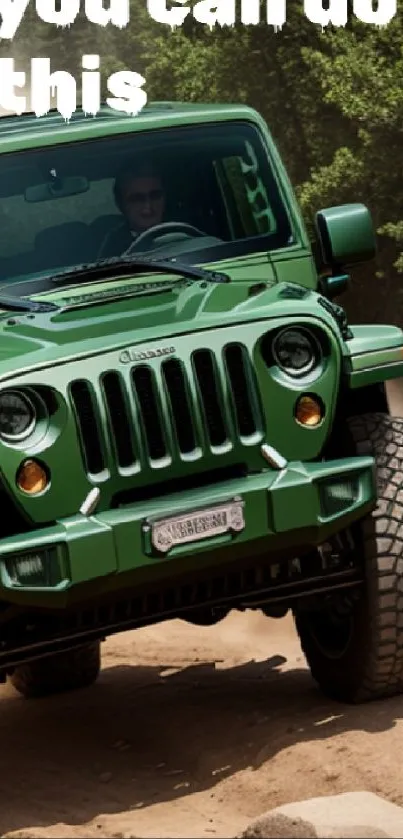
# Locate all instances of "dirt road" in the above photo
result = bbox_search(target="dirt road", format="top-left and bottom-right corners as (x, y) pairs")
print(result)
(1, 610), (403, 839)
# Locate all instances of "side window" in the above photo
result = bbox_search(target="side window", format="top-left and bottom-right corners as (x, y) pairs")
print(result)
(214, 142), (277, 240)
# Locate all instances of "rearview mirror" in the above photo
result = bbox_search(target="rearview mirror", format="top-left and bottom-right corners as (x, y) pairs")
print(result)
(315, 203), (376, 268)
(25, 175), (89, 203)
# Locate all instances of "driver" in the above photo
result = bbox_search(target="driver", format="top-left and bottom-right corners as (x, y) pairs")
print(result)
(98, 160), (167, 258)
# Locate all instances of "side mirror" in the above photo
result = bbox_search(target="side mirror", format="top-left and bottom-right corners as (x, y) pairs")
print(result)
(315, 203), (376, 268)
(315, 203), (376, 299)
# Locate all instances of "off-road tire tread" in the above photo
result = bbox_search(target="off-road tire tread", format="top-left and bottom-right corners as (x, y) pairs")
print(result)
(296, 412), (403, 703)
(10, 641), (101, 698)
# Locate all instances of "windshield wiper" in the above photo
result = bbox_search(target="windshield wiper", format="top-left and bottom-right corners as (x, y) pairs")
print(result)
(49, 255), (231, 287)
(0, 294), (58, 314)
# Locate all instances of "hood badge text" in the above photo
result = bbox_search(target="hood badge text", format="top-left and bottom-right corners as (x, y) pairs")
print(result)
(119, 345), (176, 364)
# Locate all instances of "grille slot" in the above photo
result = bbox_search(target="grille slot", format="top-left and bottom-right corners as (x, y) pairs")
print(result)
(101, 372), (136, 469)
(70, 380), (105, 476)
(192, 349), (227, 447)
(131, 365), (167, 461)
(224, 344), (259, 438)
(162, 358), (197, 454)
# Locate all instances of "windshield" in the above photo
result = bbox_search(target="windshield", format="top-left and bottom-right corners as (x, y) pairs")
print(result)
(0, 120), (294, 285)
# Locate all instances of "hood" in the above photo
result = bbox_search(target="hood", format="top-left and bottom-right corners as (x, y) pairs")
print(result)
(0, 268), (338, 382)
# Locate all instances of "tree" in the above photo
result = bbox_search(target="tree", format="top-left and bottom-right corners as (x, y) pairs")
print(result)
(298, 5), (403, 322)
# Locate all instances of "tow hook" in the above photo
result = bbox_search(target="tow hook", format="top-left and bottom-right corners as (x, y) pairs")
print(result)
(80, 487), (101, 517)
(261, 444), (288, 470)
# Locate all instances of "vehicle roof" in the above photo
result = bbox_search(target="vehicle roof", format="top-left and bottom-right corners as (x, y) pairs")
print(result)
(0, 102), (263, 154)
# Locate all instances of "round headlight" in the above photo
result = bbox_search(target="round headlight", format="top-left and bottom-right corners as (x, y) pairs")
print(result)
(272, 328), (321, 377)
(0, 390), (36, 441)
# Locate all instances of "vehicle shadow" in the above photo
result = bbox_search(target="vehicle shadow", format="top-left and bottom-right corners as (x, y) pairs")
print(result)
(0, 639), (401, 836)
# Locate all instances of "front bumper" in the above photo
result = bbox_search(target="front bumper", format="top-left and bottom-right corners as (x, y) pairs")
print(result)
(0, 455), (375, 600)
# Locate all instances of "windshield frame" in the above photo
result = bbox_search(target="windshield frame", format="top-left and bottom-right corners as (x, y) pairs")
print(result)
(0, 117), (301, 289)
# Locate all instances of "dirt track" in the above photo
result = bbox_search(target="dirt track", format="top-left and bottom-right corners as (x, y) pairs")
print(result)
(1, 610), (403, 839)
(2, 381), (403, 839)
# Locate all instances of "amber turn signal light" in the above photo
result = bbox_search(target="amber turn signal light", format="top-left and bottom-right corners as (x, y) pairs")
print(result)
(17, 459), (48, 495)
(295, 395), (324, 427)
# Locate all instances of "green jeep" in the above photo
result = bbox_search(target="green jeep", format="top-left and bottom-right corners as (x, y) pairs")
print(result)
(0, 101), (402, 705)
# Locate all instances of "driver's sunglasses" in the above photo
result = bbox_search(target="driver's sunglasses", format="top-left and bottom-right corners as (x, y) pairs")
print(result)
(128, 189), (164, 205)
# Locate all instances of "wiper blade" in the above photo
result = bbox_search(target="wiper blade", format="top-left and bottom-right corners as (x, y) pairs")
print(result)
(50, 255), (231, 287)
(0, 294), (58, 314)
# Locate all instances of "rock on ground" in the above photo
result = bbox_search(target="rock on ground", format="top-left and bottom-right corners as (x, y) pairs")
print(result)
(238, 792), (403, 839)
(238, 812), (318, 838)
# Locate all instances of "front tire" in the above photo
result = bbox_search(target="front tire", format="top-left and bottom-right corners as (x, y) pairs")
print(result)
(294, 412), (403, 703)
(10, 641), (101, 699)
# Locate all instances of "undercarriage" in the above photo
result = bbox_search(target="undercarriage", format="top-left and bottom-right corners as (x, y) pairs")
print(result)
(0, 532), (361, 674)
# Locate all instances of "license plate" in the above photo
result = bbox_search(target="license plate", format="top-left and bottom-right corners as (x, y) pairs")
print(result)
(149, 499), (245, 554)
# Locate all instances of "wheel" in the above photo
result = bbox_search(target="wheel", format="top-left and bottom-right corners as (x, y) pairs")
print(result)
(294, 412), (403, 704)
(10, 641), (101, 698)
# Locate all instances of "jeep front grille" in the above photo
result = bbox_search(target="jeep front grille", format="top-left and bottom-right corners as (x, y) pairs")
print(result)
(70, 344), (263, 478)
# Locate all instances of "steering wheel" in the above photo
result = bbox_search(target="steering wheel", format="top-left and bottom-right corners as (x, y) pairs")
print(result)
(123, 222), (209, 255)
